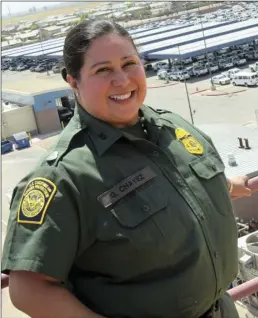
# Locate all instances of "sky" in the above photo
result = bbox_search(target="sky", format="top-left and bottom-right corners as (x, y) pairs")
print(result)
(2, 2), (63, 16)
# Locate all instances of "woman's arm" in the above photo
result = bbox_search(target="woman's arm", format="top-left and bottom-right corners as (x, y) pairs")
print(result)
(9, 271), (105, 318)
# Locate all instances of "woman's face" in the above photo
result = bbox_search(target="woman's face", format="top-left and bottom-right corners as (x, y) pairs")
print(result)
(72, 34), (147, 127)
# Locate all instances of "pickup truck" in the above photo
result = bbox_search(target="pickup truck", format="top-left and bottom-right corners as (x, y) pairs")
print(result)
(218, 59), (234, 70)
(249, 62), (258, 72)
(206, 63), (219, 73)
(233, 57), (247, 66)
(187, 66), (208, 77)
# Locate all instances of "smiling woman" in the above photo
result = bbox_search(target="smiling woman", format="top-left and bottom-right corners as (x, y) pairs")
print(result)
(62, 20), (147, 127)
(1, 19), (255, 318)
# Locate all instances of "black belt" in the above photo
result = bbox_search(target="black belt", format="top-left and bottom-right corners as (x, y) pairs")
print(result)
(200, 301), (220, 318)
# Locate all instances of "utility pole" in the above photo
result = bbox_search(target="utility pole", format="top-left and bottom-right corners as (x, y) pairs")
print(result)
(177, 45), (194, 125)
(197, 0), (215, 90)
(38, 27), (50, 76)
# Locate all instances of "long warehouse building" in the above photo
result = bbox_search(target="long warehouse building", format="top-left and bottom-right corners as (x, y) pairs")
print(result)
(147, 27), (258, 60)
(1, 20), (243, 58)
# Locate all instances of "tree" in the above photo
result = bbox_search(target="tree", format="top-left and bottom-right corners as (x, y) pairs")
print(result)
(30, 24), (38, 30)
(80, 13), (89, 21)
(125, 2), (134, 9)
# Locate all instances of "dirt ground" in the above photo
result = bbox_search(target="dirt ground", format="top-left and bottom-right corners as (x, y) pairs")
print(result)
(2, 2), (105, 27)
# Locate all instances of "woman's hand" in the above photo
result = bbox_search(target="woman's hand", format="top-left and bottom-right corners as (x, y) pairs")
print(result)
(227, 176), (252, 200)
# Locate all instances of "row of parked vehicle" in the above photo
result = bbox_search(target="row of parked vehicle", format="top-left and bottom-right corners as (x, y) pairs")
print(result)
(1, 57), (63, 74)
(156, 64), (258, 87)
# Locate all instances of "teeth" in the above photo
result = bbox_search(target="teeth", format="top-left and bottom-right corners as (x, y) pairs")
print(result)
(110, 92), (132, 100)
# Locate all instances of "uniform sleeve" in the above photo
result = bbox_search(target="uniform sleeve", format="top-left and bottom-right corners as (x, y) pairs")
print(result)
(1, 165), (80, 282)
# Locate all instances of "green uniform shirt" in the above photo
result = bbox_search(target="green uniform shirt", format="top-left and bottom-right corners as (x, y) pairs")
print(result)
(2, 104), (238, 318)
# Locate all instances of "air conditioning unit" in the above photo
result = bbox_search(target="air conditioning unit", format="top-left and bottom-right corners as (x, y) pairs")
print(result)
(238, 230), (258, 281)
(237, 231), (258, 311)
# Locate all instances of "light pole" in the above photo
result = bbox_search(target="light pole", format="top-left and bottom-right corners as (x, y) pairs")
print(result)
(38, 27), (50, 76)
(177, 45), (194, 125)
(197, 0), (215, 90)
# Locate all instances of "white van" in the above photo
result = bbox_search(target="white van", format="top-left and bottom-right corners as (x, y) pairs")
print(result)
(231, 71), (258, 87)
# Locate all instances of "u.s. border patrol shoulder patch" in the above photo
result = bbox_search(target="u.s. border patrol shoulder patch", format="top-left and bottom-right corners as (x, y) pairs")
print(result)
(17, 178), (57, 225)
(175, 128), (204, 155)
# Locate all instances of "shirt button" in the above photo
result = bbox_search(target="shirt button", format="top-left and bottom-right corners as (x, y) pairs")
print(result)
(99, 133), (107, 140)
(211, 165), (217, 172)
(142, 205), (150, 212)
(214, 252), (219, 258)
(152, 151), (160, 157)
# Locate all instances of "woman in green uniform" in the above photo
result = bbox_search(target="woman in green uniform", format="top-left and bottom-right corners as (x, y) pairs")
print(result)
(2, 20), (253, 318)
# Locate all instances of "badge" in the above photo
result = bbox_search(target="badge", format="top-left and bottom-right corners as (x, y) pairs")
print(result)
(175, 128), (204, 155)
(17, 178), (57, 225)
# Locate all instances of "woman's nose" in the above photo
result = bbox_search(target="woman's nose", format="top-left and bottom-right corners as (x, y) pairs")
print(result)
(112, 70), (129, 87)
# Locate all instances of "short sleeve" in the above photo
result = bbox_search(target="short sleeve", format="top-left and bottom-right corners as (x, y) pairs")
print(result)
(2, 165), (80, 282)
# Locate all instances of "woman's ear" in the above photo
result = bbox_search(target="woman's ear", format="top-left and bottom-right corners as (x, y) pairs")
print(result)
(66, 74), (78, 91)
(61, 68), (68, 82)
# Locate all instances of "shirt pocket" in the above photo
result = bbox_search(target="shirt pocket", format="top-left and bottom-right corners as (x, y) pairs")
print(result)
(189, 153), (232, 216)
(189, 154), (225, 179)
(110, 179), (168, 228)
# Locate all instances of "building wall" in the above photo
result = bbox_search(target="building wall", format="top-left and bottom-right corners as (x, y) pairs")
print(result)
(2, 88), (73, 135)
(33, 89), (72, 112)
(2, 90), (34, 106)
(33, 89), (72, 134)
(2, 105), (38, 138)
(34, 108), (61, 135)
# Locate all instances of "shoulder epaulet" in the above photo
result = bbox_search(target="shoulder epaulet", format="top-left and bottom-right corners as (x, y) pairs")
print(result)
(43, 116), (87, 167)
(148, 106), (172, 115)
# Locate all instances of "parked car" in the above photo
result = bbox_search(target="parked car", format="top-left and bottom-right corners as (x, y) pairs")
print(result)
(9, 65), (17, 71)
(233, 57), (247, 66)
(169, 70), (190, 81)
(218, 59), (234, 69)
(153, 62), (169, 71)
(17, 64), (30, 71)
(188, 66), (208, 77)
(249, 62), (258, 72)
(222, 68), (241, 79)
(211, 74), (231, 85)
(52, 65), (62, 74)
(206, 63), (219, 73)
(157, 69), (170, 80)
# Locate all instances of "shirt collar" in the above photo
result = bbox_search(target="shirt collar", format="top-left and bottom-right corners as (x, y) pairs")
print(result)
(74, 103), (163, 156)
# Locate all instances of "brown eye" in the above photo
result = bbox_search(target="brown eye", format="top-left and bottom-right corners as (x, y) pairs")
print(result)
(124, 61), (136, 67)
(96, 67), (110, 74)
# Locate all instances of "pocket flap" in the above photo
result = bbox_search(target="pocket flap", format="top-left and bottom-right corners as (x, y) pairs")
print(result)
(189, 155), (224, 180)
(111, 183), (168, 228)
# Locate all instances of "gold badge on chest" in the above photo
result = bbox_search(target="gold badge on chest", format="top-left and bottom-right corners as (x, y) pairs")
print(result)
(175, 128), (204, 155)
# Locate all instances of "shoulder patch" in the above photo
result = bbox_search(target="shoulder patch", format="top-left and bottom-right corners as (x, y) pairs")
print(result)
(17, 178), (57, 225)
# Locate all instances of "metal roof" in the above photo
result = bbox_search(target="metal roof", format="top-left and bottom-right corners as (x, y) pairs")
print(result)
(129, 27), (151, 35)
(6, 39), (64, 58)
(2, 37), (65, 56)
(197, 123), (258, 179)
(147, 26), (258, 60)
(136, 18), (258, 47)
(26, 46), (64, 57)
(131, 23), (194, 39)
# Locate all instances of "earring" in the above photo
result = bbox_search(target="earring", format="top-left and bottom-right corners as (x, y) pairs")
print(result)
(74, 91), (79, 99)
